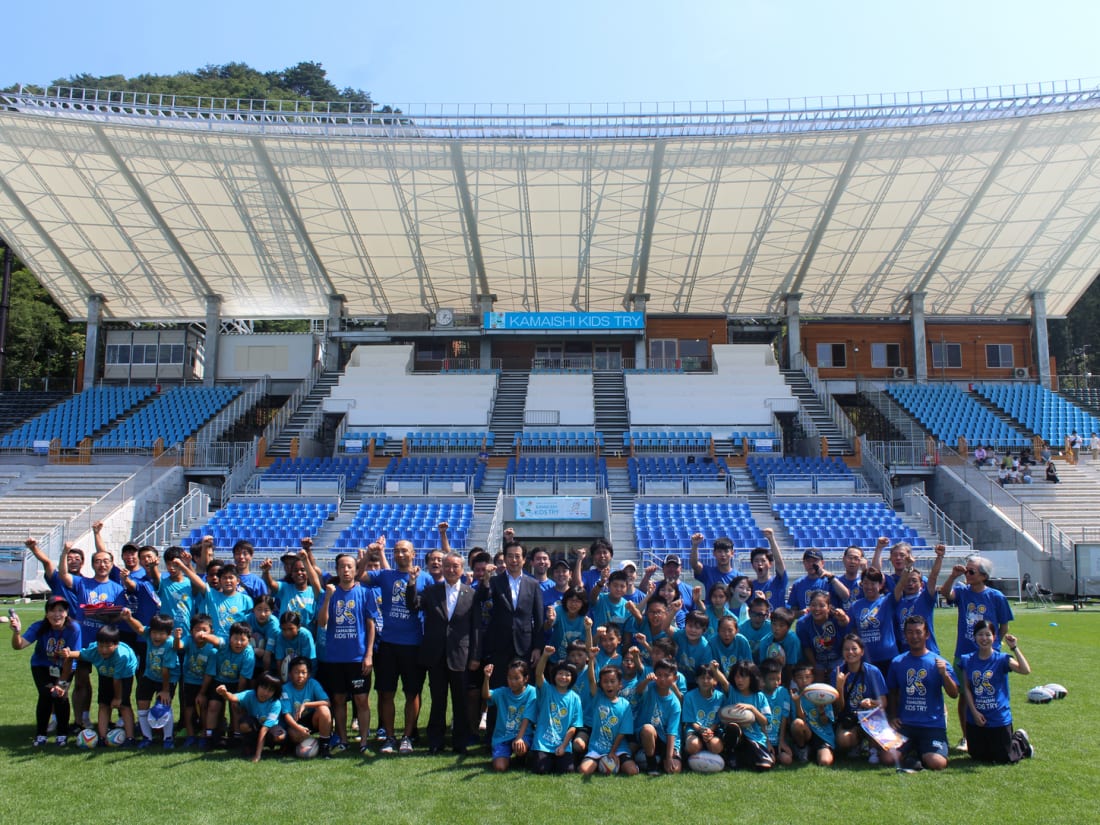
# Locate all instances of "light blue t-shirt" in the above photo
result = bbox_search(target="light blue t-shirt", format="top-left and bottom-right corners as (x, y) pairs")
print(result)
(280, 678), (330, 722)
(180, 636), (219, 685)
(203, 590), (253, 639)
(724, 688), (771, 745)
(636, 685), (682, 747)
(527, 682), (583, 752)
(711, 633), (753, 674)
(274, 582), (320, 630)
(206, 644), (256, 684)
(236, 689), (282, 728)
(763, 685), (792, 746)
(141, 629), (180, 684)
(680, 687), (724, 742)
(79, 641), (138, 678)
(588, 693), (633, 755)
(488, 684), (538, 746)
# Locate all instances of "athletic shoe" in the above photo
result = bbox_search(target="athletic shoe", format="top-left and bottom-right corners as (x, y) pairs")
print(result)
(163, 738), (175, 750)
(137, 738), (154, 749)
(320, 742), (332, 759)
(330, 740), (347, 754)
(399, 736), (414, 755)
(868, 749), (880, 765)
(359, 743), (371, 755)
(55, 736), (68, 748)
(956, 737), (968, 753)
(33, 735), (48, 747)
(898, 755), (924, 774)
(1017, 729), (1034, 758)
(200, 737), (214, 751)
(793, 744), (809, 764)
(47, 714), (58, 734)
(380, 738), (397, 755)
(375, 727), (388, 743)
(183, 736), (198, 748)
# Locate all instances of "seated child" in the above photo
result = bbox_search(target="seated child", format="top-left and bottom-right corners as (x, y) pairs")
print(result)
(280, 656), (334, 759)
(483, 659), (537, 772)
(681, 663), (729, 762)
(722, 660), (773, 770)
(635, 658), (682, 775)
(578, 663), (638, 776)
(759, 658), (793, 766)
(789, 661), (835, 766)
(527, 646), (583, 774)
(217, 672), (285, 762)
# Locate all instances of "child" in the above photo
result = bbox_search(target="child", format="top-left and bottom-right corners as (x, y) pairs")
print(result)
(216, 673), (286, 762)
(179, 561), (254, 640)
(592, 623), (624, 671)
(757, 607), (800, 681)
(795, 591), (850, 682)
(618, 645), (648, 721)
(482, 659), (537, 772)
(545, 588), (588, 662)
(9, 596), (80, 746)
(247, 594), (279, 676)
(119, 609), (180, 748)
(959, 622), (1033, 763)
(578, 663), (638, 776)
(848, 568), (898, 673)
(680, 663), (729, 762)
(280, 656), (334, 759)
(789, 662), (834, 766)
(201, 621), (256, 749)
(727, 576), (753, 627)
(589, 570), (641, 629)
(893, 546), (945, 655)
(627, 594), (672, 663)
(699, 582), (736, 640)
(710, 615), (752, 675)
(750, 528), (788, 610)
(273, 611), (317, 681)
(566, 632), (596, 757)
(739, 597), (773, 660)
(672, 610), (713, 689)
(759, 658), (793, 766)
(723, 661), (773, 770)
(159, 548), (199, 632)
(67, 625), (138, 744)
(178, 613), (219, 746)
(527, 646), (583, 774)
(635, 658), (682, 775)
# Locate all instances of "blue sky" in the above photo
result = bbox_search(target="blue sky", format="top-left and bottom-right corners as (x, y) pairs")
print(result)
(6, 1), (1099, 106)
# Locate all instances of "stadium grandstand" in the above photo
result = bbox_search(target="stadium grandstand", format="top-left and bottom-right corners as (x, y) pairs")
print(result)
(3, 78), (1100, 600)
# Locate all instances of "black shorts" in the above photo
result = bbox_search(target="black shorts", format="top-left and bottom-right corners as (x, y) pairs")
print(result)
(374, 641), (425, 695)
(136, 676), (177, 704)
(204, 680), (235, 701)
(322, 660), (372, 698)
(181, 682), (203, 715)
(96, 674), (133, 708)
(297, 707), (319, 731)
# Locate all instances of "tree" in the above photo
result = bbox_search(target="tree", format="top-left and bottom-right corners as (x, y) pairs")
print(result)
(2, 266), (84, 384)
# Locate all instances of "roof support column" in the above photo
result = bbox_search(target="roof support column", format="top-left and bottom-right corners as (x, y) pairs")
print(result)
(785, 293), (802, 370)
(911, 292), (927, 381)
(630, 293), (649, 368)
(1031, 291), (1051, 388)
(478, 294), (496, 366)
(83, 294), (105, 391)
(325, 294), (346, 372)
(203, 294), (221, 387)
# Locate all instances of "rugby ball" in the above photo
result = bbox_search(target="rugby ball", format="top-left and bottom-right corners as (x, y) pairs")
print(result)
(803, 683), (840, 706)
(1027, 685), (1056, 704)
(1043, 683), (1068, 700)
(105, 727), (127, 747)
(687, 751), (725, 773)
(149, 702), (172, 730)
(719, 704), (757, 727)
(77, 729), (99, 749)
(296, 736), (320, 759)
(598, 754), (618, 775)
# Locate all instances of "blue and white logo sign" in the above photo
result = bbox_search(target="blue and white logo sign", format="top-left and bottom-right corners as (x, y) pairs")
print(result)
(483, 312), (644, 331)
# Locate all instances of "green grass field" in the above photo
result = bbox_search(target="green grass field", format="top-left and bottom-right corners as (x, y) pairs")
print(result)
(0, 603), (1094, 825)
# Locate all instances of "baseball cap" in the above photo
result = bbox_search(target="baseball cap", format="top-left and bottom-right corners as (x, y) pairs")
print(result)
(803, 549), (824, 561)
(663, 554), (682, 567)
(618, 560), (637, 571)
(45, 595), (69, 610)
(550, 559), (570, 572)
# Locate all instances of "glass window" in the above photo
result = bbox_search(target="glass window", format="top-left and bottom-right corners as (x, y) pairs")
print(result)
(931, 342), (962, 369)
(106, 345), (129, 365)
(986, 344), (1013, 368)
(871, 343), (901, 368)
(816, 342), (846, 368)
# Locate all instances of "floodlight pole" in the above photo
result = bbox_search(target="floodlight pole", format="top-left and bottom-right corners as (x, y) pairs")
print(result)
(0, 240), (11, 386)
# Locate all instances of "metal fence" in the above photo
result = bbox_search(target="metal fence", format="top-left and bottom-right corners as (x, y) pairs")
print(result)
(132, 484), (211, 548)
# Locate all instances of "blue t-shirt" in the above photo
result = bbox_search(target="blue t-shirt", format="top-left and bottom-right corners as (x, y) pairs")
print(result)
(696, 566), (736, 603)
(887, 651), (957, 728)
(950, 585), (1014, 658)
(323, 584), (379, 663)
(488, 684), (538, 746)
(724, 689), (770, 745)
(110, 570), (161, 626)
(142, 629), (180, 684)
(619, 668), (648, 718)
(590, 593), (631, 630)
(158, 577), (197, 631)
(203, 590), (254, 639)
(704, 604), (736, 640)
(72, 577), (127, 634)
(895, 589), (939, 655)
(528, 682), (583, 752)
(672, 630), (713, 687)
(236, 689), (281, 727)
(247, 615), (279, 656)
(837, 574), (862, 612)
(636, 686), (682, 747)
(363, 569), (434, 646)
(753, 570), (789, 610)
(680, 687), (724, 741)
(274, 626), (317, 666)
(837, 662), (887, 715)
(711, 633), (753, 674)
(206, 644), (256, 684)
(280, 677), (330, 721)
(763, 685), (792, 746)
(237, 573), (268, 602)
(180, 636), (219, 685)
(960, 650), (1014, 727)
(850, 594), (898, 664)
(795, 614), (849, 678)
(22, 620), (81, 669)
(738, 619), (772, 660)
(588, 693), (633, 755)
(273, 582), (320, 630)
(756, 630), (800, 669)
(547, 612), (587, 662)
(798, 693), (836, 747)
(788, 575), (842, 611)
(79, 641), (138, 678)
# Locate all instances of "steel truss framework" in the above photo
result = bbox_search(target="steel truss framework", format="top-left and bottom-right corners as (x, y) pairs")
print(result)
(1, 83), (1100, 322)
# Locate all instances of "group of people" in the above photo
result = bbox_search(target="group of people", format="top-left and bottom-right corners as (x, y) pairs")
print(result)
(10, 520), (1035, 773)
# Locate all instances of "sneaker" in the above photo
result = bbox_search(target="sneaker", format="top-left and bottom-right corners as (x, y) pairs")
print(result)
(163, 738), (175, 750)
(478, 712), (488, 733)
(55, 736), (68, 748)
(1016, 729), (1034, 759)
(330, 740), (347, 754)
(868, 749), (880, 765)
(375, 727), (388, 743)
(898, 755), (924, 774)
(398, 736), (414, 755)
(793, 744), (809, 764)
(183, 736), (198, 748)
(320, 742), (332, 760)
(200, 737), (214, 751)
(33, 735), (48, 747)
(137, 738), (154, 750)
(359, 742), (371, 755)
(47, 714), (58, 734)
(956, 737), (968, 753)
(380, 737), (397, 755)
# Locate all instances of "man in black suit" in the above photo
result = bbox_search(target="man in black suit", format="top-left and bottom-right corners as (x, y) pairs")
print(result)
(406, 552), (482, 754)
(479, 542), (543, 691)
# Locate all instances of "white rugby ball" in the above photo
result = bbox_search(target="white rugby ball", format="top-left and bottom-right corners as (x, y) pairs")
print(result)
(1027, 686), (1055, 704)
(688, 751), (725, 773)
(803, 683), (840, 706)
(1043, 683), (1068, 700)
(598, 754), (618, 774)
(719, 704), (756, 726)
(296, 736), (319, 758)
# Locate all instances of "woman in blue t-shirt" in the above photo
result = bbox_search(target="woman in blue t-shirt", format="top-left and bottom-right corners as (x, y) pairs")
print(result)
(10, 596), (82, 746)
(960, 620), (1033, 763)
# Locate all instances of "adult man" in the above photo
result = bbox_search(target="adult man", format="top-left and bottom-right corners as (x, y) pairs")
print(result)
(406, 552), (481, 754)
(887, 614), (959, 771)
(690, 534), (736, 603)
(479, 542), (543, 688)
(788, 548), (849, 617)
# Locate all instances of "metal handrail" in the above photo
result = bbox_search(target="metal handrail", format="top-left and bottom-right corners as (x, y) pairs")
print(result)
(219, 438), (258, 505)
(261, 362), (323, 448)
(901, 487), (973, 550)
(194, 377), (268, 443)
(132, 484), (211, 548)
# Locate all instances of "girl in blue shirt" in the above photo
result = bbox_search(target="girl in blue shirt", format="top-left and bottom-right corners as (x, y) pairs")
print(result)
(960, 621), (1033, 763)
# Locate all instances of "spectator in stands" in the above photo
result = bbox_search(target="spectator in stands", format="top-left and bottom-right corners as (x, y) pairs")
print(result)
(750, 528), (788, 610)
(973, 445), (987, 467)
(1021, 465), (1033, 484)
(1091, 432), (1100, 462)
(1040, 442), (1052, 463)
(232, 541), (268, 601)
(1045, 460), (1060, 483)
(690, 534), (736, 603)
(1068, 430), (1082, 463)
(997, 465), (1008, 486)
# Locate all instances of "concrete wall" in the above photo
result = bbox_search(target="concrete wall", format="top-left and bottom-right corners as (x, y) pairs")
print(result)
(217, 333), (318, 381)
(525, 374), (595, 426)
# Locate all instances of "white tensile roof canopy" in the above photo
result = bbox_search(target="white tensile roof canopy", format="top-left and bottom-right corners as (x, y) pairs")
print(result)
(1, 83), (1100, 323)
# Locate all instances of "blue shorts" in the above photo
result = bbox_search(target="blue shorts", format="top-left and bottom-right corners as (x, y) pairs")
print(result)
(900, 725), (949, 758)
(492, 741), (515, 760)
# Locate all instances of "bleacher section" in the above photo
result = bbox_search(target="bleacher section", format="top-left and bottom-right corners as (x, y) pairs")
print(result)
(383, 457), (486, 491)
(506, 456), (608, 488)
(628, 456), (729, 492)
(333, 501), (473, 553)
(407, 431), (494, 452)
(0, 391), (69, 434)
(730, 430), (780, 451)
(884, 383), (1028, 447)
(0, 386), (155, 449)
(773, 500), (924, 552)
(975, 383), (1100, 446)
(634, 501), (765, 556)
(97, 386), (242, 448)
(516, 431), (604, 451)
(747, 455), (852, 489)
(338, 431), (388, 453)
(185, 501), (339, 552)
(265, 457), (370, 489)
(624, 430), (711, 451)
